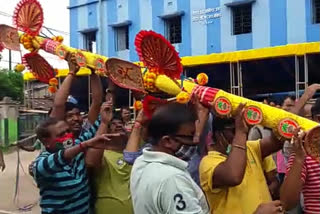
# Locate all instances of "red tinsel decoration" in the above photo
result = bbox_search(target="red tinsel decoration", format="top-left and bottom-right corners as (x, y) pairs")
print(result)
(142, 95), (167, 119)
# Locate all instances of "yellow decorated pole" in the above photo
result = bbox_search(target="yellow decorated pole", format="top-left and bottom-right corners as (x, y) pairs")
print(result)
(153, 75), (318, 139)
(19, 33), (108, 73)
(213, 90), (318, 138)
(15, 31), (319, 139)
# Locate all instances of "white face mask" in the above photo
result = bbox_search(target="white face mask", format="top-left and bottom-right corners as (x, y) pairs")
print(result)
(62, 138), (74, 149)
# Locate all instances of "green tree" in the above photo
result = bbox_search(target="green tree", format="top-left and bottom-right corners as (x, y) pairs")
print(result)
(0, 69), (23, 101)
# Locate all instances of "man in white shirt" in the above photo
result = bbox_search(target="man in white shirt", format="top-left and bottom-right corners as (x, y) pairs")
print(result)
(130, 103), (209, 214)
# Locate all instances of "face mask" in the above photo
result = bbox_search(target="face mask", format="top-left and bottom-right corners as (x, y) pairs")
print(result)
(226, 144), (232, 155)
(54, 133), (75, 150)
(175, 144), (197, 161)
(220, 133), (232, 155)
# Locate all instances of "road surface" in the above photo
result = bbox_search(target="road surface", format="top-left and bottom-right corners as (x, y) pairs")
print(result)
(0, 149), (40, 214)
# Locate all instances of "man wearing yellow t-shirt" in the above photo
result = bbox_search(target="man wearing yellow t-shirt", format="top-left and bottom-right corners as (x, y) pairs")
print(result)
(249, 125), (279, 199)
(92, 149), (133, 213)
(199, 104), (284, 214)
(85, 101), (134, 214)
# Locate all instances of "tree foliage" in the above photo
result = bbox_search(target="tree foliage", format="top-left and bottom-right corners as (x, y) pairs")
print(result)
(0, 69), (23, 102)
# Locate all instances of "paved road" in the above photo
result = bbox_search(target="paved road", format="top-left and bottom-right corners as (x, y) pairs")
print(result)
(0, 150), (40, 214)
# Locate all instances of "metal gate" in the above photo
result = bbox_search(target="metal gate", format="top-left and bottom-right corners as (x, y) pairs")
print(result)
(18, 113), (47, 140)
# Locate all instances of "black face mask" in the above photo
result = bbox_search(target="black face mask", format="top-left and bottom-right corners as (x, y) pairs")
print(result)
(174, 143), (198, 161)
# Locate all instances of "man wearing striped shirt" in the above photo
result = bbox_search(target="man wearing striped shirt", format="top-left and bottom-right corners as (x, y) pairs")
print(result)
(32, 106), (112, 214)
(280, 128), (320, 214)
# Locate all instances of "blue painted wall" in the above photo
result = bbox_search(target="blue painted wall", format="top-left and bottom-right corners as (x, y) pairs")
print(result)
(252, 0), (269, 48)
(306, 0), (320, 42)
(69, 2), (79, 48)
(206, 0), (221, 53)
(177, 0), (191, 56)
(69, 0), (320, 61)
(106, 0), (117, 57)
(269, 0), (287, 46)
(128, 0), (140, 61)
(287, 0), (306, 43)
(152, 0), (165, 35)
(236, 33), (252, 50)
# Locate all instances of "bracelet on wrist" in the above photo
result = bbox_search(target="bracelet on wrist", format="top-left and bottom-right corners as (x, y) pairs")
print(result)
(232, 144), (246, 151)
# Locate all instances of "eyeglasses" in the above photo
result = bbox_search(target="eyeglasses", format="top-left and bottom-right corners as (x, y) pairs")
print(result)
(171, 135), (195, 144)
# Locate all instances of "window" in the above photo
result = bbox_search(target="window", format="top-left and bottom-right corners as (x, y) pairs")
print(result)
(115, 26), (129, 51)
(313, 0), (320, 23)
(83, 31), (96, 53)
(232, 4), (252, 35)
(165, 16), (182, 44)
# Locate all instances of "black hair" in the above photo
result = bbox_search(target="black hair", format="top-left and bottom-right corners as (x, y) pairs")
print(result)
(108, 112), (124, 130)
(281, 95), (295, 106)
(112, 111), (123, 122)
(36, 118), (60, 141)
(120, 106), (130, 113)
(265, 97), (280, 106)
(65, 102), (78, 112)
(211, 115), (234, 133)
(147, 103), (197, 145)
(210, 114), (235, 142)
(311, 98), (320, 117)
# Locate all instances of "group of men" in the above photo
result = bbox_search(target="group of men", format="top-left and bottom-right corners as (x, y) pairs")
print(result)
(13, 54), (320, 214)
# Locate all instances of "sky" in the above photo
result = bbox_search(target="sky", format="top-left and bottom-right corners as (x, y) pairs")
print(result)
(0, 0), (70, 70)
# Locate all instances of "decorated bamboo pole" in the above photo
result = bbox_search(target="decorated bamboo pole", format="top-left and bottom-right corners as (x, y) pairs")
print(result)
(0, 0), (318, 160)
(154, 76), (318, 140)
(19, 33), (108, 73)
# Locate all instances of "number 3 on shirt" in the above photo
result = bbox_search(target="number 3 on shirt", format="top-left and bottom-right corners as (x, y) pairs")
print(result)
(174, 193), (186, 211)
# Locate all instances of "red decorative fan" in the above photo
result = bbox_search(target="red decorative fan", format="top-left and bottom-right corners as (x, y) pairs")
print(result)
(304, 126), (320, 162)
(0, 25), (20, 51)
(22, 52), (55, 83)
(106, 58), (146, 93)
(13, 0), (44, 36)
(135, 30), (182, 79)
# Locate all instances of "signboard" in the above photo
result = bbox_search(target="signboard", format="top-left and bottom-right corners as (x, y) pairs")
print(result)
(192, 7), (221, 25)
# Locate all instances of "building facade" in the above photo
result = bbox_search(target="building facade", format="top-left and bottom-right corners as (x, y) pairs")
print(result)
(69, 0), (320, 62)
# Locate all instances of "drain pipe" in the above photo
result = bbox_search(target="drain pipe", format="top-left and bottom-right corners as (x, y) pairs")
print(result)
(98, 0), (103, 54)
